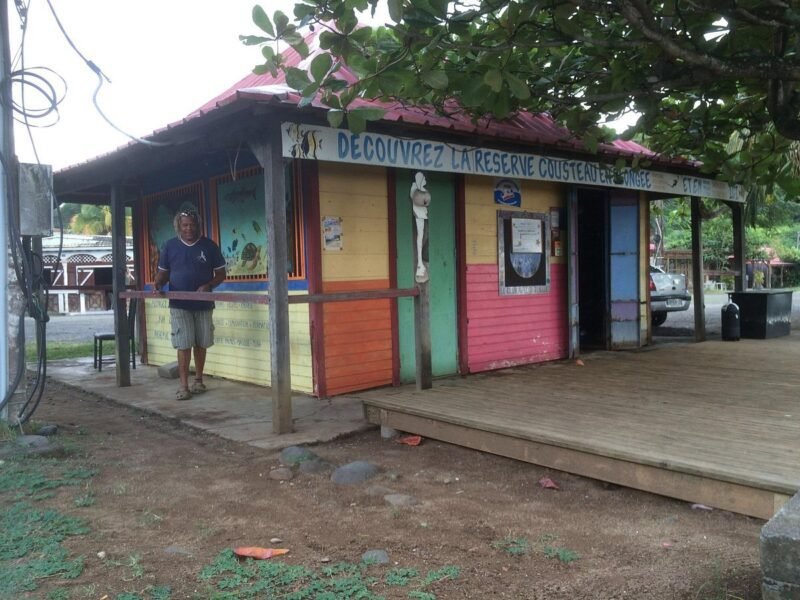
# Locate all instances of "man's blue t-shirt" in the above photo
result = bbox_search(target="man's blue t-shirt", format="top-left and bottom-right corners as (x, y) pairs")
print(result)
(158, 236), (226, 310)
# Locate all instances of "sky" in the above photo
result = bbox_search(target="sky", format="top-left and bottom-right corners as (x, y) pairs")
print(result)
(8, 0), (389, 170)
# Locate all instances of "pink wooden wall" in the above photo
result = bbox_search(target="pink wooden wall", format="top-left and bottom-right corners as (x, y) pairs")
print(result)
(465, 263), (568, 372)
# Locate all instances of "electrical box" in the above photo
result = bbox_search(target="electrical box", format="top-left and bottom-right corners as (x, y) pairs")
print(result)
(18, 163), (53, 237)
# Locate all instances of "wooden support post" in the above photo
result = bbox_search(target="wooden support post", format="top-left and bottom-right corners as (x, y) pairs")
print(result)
(249, 126), (293, 434)
(414, 284), (432, 390)
(730, 202), (746, 291)
(110, 183), (131, 386)
(690, 196), (706, 342)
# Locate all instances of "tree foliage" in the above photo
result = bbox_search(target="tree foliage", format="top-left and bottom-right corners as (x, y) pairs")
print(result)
(57, 204), (132, 236)
(243, 0), (800, 196)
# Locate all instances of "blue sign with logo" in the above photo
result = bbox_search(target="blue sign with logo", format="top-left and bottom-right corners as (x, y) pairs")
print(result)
(494, 178), (521, 207)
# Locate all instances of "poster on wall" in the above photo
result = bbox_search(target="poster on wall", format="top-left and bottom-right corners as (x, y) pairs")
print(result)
(322, 216), (343, 251)
(511, 217), (542, 253)
(217, 174), (268, 278)
(145, 184), (203, 282)
(498, 210), (549, 295)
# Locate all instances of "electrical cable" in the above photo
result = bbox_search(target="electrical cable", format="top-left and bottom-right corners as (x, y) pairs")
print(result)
(42, 0), (170, 148)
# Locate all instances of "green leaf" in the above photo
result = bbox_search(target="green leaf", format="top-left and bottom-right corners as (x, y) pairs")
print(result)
(274, 11), (290, 33)
(349, 27), (374, 45)
(423, 70), (449, 90)
(322, 93), (341, 109)
(504, 73), (531, 100)
(347, 110), (366, 133)
(461, 78), (490, 108)
(327, 109), (345, 128)
(349, 106), (385, 122)
(388, 0), (403, 22)
(484, 69), (503, 93)
(298, 93), (316, 108)
(310, 54), (333, 82)
(261, 45), (275, 61)
(293, 40), (310, 59)
(239, 35), (270, 46)
(285, 67), (311, 91)
(251, 6), (274, 37)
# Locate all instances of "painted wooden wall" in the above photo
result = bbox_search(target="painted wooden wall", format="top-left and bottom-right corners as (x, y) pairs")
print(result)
(145, 295), (313, 392)
(640, 194), (650, 342)
(464, 176), (569, 372)
(318, 163), (393, 396)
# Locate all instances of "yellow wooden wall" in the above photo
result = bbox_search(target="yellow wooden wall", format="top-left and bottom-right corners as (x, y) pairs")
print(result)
(317, 162), (393, 395)
(463, 177), (565, 266)
(144, 293), (313, 393)
(318, 163), (390, 282)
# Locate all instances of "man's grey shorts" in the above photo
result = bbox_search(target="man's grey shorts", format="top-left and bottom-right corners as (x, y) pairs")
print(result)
(169, 308), (215, 350)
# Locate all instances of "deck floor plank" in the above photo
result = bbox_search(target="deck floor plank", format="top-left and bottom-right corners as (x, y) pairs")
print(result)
(358, 335), (800, 516)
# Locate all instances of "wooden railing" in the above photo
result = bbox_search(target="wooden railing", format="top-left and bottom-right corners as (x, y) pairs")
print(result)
(118, 287), (431, 401)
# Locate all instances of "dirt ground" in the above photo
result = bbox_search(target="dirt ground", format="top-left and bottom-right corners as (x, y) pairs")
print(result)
(10, 380), (765, 599)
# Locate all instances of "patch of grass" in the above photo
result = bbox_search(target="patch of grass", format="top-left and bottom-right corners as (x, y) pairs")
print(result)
(198, 549), (459, 599)
(0, 421), (18, 442)
(0, 502), (88, 596)
(421, 566), (460, 586)
(27, 341), (105, 362)
(107, 553), (145, 581)
(74, 489), (95, 507)
(492, 535), (530, 555)
(0, 458), (96, 596)
(385, 566), (419, 586)
(195, 522), (219, 541)
(537, 533), (580, 564)
(136, 509), (163, 528)
(0, 459), (96, 499)
(693, 561), (745, 600)
(542, 545), (580, 563)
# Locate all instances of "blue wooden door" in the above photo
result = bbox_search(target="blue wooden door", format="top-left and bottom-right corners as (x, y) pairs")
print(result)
(608, 193), (640, 348)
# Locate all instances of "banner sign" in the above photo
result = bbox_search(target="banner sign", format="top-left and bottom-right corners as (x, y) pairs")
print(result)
(282, 123), (745, 203)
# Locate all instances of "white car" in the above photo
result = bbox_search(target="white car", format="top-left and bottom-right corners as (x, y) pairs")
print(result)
(649, 265), (691, 326)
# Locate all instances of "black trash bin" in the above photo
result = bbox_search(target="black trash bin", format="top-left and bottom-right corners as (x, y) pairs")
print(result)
(721, 298), (740, 341)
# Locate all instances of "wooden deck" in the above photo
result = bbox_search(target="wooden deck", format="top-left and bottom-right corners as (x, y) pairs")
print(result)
(359, 334), (800, 519)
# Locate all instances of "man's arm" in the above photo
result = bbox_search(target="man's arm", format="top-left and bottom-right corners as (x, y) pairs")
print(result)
(153, 268), (169, 293)
(197, 266), (226, 292)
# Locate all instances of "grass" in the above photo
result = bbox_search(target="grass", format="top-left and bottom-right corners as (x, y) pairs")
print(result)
(198, 550), (460, 599)
(537, 533), (580, 564)
(1, 455), (460, 599)
(693, 560), (746, 600)
(491, 535), (530, 555)
(26, 341), (111, 362)
(0, 458), (95, 597)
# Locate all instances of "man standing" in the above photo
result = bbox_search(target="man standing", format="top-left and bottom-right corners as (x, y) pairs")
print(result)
(153, 209), (226, 400)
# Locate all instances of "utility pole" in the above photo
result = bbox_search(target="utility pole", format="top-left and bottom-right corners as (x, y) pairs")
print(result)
(1, 0), (23, 423)
(0, 0), (12, 421)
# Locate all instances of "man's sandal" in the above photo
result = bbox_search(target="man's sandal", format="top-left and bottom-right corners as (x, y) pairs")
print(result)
(190, 380), (207, 394)
(176, 388), (192, 401)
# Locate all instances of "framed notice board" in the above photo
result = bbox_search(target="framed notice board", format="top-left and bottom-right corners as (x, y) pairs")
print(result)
(497, 210), (550, 295)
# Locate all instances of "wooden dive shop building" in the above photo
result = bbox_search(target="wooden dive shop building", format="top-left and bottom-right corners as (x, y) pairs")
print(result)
(53, 39), (788, 519)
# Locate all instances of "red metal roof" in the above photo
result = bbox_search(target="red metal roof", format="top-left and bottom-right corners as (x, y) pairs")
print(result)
(61, 29), (696, 173)
(176, 30), (694, 167)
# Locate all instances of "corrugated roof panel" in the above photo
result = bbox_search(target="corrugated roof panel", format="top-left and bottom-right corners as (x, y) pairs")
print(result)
(60, 28), (698, 173)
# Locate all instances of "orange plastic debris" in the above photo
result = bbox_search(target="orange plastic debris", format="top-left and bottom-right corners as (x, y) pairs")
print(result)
(233, 547), (289, 560)
(397, 435), (423, 446)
